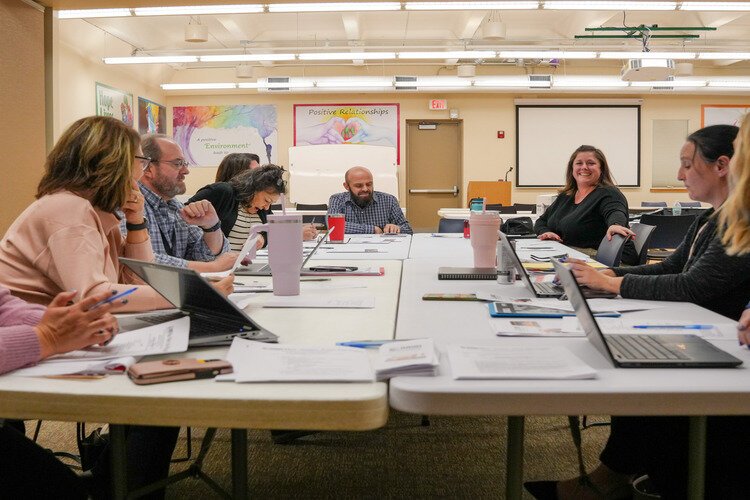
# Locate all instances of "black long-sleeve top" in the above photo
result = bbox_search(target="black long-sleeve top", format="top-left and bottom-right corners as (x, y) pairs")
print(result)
(612, 208), (750, 320)
(534, 185), (637, 264)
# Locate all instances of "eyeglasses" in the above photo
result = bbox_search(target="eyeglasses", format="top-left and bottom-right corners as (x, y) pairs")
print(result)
(135, 155), (152, 170)
(157, 158), (190, 169)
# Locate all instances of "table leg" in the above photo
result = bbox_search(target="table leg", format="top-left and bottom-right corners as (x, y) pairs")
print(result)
(687, 416), (706, 500)
(231, 428), (248, 500)
(110, 424), (127, 500)
(506, 416), (525, 500)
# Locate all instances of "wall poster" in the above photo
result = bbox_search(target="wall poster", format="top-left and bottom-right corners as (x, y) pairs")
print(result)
(293, 103), (400, 162)
(138, 97), (167, 135)
(95, 82), (134, 127)
(701, 104), (750, 127)
(173, 105), (277, 167)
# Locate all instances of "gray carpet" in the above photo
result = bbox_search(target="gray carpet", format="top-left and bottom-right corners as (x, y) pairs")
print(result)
(29, 412), (612, 499)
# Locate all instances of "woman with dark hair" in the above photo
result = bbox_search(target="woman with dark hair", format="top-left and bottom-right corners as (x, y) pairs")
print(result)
(214, 152), (260, 183)
(526, 124), (750, 500)
(190, 164), (317, 250)
(534, 145), (637, 264)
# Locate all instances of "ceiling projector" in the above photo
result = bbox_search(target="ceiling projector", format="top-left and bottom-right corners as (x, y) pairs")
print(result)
(621, 58), (675, 82)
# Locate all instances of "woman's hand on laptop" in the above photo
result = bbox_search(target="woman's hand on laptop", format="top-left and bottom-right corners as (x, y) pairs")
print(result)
(738, 308), (750, 347)
(210, 275), (235, 297)
(538, 232), (562, 242)
(568, 261), (622, 294)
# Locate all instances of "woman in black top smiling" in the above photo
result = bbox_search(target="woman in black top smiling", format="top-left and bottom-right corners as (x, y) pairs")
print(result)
(534, 145), (637, 264)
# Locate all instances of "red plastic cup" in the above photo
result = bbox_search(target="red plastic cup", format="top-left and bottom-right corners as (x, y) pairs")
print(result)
(327, 213), (345, 242)
(463, 219), (470, 239)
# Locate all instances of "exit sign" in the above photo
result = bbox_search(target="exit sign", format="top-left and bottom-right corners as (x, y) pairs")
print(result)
(429, 99), (448, 110)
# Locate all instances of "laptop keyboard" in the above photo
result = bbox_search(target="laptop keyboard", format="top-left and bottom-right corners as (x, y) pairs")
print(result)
(534, 282), (563, 295)
(606, 334), (689, 360)
(136, 312), (254, 336)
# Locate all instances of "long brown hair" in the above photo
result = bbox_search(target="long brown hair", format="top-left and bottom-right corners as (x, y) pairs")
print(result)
(37, 116), (140, 213)
(559, 145), (617, 196)
(720, 116), (750, 255)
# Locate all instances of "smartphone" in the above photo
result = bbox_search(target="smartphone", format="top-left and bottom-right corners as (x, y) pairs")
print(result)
(308, 266), (358, 272)
(422, 293), (480, 301)
(127, 358), (232, 385)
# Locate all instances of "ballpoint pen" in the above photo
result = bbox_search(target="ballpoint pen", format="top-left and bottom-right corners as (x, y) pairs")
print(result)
(336, 339), (404, 348)
(632, 324), (713, 330)
(89, 287), (137, 310)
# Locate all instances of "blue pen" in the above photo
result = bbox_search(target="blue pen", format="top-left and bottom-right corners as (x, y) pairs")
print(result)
(632, 324), (712, 330)
(337, 340), (397, 348)
(90, 287), (137, 310)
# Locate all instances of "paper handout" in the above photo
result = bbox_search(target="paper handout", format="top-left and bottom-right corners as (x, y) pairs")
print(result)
(373, 338), (439, 380)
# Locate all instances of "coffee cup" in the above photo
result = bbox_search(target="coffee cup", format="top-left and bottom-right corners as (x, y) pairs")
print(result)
(470, 211), (501, 268)
(327, 213), (345, 243)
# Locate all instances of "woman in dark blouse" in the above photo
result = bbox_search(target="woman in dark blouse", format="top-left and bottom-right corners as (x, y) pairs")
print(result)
(534, 145), (637, 264)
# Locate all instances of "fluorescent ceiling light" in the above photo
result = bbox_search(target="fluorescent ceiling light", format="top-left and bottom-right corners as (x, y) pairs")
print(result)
(134, 4), (264, 16)
(399, 51), (496, 59)
(200, 54), (296, 62)
(499, 51), (597, 59)
(161, 83), (238, 90)
(237, 82), (262, 89)
(269, 2), (401, 12)
(706, 80), (750, 88)
(299, 52), (397, 61)
(681, 2), (750, 11)
(261, 79), (315, 89)
(629, 80), (706, 87)
(553, 76), (629, 87)
(473, 77), (532, 87)
(411, 77), (472, 87)
(598, 51), (694, 59)
(58, 8), (132, 18)
(315, 77), (394, 88)
(698, 52), (750, 60)
(405, 1), (538, 9)
(104, 56), (199, 64)
(544, 1), (676, 9)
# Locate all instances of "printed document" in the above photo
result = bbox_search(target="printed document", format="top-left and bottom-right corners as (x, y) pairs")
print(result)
(374, 339), (439, 380)
(262, 295), (375, 308)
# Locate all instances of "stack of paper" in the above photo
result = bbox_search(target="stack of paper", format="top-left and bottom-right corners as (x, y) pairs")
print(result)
(447, 344), (596, 380)
(373, 339), (439, 380)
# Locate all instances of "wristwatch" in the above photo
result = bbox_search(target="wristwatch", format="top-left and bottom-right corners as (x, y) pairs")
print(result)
(202, 221), (222, 233)
(125, 219), (148, 231)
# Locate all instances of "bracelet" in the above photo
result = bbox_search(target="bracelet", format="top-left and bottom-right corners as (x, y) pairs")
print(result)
(125, 220), (148, 231)
(202, 221), (222, 233)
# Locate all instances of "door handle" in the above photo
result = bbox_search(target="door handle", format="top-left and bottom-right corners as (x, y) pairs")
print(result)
(409, 186), (459, 196)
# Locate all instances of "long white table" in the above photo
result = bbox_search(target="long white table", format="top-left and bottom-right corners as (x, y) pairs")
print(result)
(0, 260), (402, 499)
(391, 240), (750, 500)
(255, 234), (412, 261)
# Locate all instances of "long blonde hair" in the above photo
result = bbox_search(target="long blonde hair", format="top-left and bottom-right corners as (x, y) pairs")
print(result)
(720, 113), (750, 255)
(37, 116), (140, 213)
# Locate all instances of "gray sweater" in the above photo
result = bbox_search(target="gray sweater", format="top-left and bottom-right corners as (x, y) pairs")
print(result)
(612, 208), (750, 320)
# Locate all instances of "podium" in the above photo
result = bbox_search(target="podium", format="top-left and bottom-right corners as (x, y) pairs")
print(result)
(466, 181), (512, 207)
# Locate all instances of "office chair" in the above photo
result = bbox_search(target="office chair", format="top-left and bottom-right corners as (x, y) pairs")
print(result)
(677, 201), (702, 208)
(640, 213), (698, 251)
(295, 203), (328, 225)
(641, 201), (668, 208)
(630, 223), (657, 265)
(438, 218), (465, 233)
(512, 203), (536, 213)
(594, 233), (627, 267)
(486, 204), (518, 214)
(270, 204), (283, 211)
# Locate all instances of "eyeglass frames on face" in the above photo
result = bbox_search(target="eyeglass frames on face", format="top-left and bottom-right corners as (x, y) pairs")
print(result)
(135, 155), (152, 170)
(157, 158), (190, 169)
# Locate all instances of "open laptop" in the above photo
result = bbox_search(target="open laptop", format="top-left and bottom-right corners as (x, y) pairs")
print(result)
(235, 228), (332, 277)
(119, 258), (278, 346)
(551, 259), (742, 368)
(500, 234), (615, 299)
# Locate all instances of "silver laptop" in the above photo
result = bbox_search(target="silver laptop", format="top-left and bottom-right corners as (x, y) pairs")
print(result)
(500, 234), (615, 299)
(235, 228), (331, 277)
(120, 258), (278, 346)
(551, 259), (742, 368)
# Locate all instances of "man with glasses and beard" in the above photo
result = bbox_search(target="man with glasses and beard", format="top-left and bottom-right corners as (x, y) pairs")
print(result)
(327, 166), (412, 234)
(133, 134), (235, 273)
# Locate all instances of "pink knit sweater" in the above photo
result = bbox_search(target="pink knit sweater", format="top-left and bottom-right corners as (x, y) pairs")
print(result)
(0, 287), (44, 374)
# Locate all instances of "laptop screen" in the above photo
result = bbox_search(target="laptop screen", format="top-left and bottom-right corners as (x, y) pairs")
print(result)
(500, 233), (538, 293)
(550, 259), (617, 363)
(301, 227), (333, 269)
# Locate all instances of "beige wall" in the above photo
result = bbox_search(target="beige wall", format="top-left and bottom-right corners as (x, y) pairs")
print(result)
(0, 0), (45, 235)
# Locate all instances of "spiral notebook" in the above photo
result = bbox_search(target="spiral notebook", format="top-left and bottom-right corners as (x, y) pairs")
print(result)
(437, 267), (498, 280)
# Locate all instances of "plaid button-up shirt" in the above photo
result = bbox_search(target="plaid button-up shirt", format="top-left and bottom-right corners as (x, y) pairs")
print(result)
(327, 191), (412, 234)
(121, 183), (229, 268)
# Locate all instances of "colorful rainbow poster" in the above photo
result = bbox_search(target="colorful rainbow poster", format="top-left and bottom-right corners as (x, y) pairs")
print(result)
(293, 103), (399, 162)
(138, 97), (167, 135)
(173, 105), (277, 167)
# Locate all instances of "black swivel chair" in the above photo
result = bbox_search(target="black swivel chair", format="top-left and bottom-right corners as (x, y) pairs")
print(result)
(513, 203), (537, 213)
(269, 204), (283, 212)
(486, 204), (518, 214)
(594, 234), (628, 267)
(677, 201), (702, 208)
(437, 218), (465, 233)
(295, 203), (328, 225)
(640, 213), (698, 259)
(641, 201), (668, 208)
(630, 223), (657, 265)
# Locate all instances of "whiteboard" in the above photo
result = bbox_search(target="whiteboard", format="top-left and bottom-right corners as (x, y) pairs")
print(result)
(288, 144), (398, 204)
(516, 106), (640, 187)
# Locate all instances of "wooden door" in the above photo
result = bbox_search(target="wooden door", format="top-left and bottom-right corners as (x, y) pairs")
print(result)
(405, 120), (463, 232)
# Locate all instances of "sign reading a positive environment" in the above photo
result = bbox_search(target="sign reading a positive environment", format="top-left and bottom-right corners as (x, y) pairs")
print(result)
(293, 103), (400, 162)
(95, 82), (134, 127)
(429, 99), (448, 110)
(172, 105), (278, 167)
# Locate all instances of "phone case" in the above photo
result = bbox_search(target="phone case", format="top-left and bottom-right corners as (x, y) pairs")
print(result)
(127, 358), (233, 385)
